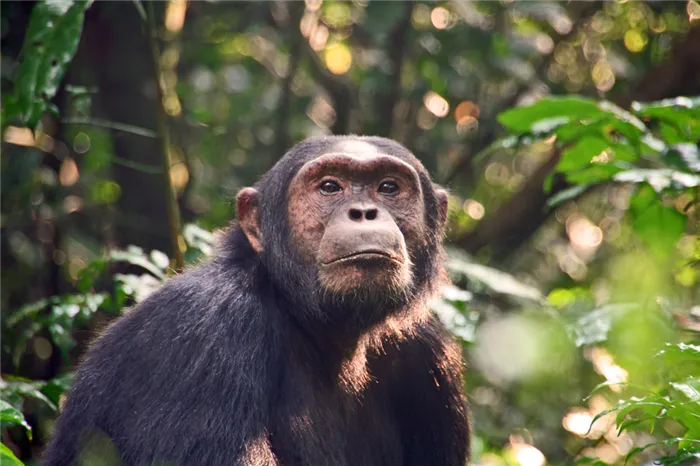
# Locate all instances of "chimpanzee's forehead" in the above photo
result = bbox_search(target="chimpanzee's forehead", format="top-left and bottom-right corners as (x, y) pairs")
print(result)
(317, 138), (423, 170)
(327, 139), (382, 159)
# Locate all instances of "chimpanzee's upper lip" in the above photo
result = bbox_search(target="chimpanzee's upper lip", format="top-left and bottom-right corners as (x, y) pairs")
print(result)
(323, 249), (401, 265)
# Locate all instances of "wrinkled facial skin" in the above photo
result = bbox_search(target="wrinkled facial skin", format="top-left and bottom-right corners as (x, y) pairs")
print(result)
(286, 144), (426, 301)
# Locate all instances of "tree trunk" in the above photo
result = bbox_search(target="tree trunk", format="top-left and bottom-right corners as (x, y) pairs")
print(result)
(82, 2), (171, 253)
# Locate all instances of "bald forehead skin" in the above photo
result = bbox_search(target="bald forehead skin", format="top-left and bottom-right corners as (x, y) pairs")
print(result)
(292, 139), (421, 186)
(330, 139), (383, 159)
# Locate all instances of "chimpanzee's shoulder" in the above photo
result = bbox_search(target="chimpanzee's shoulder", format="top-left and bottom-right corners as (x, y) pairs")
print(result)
(94, 260), (262, 354)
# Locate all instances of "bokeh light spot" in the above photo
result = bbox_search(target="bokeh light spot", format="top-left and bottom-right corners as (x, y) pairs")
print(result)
(423, 91), (449, 118)
(324, 43), (352, 75)
(592, 61), (615, 92)
(562, 410), (594, 437)
(73, 132), (91, 154)
(59, 157), (80, 186)
(4, 126), (35, 146)
(623, 29), (647, 52)
(170, 162), (190, 193)
(463, 199), (485, 220)
(305, 0), (322, 13)
(689, 1), (700, 21)
(165, 0), (187, 33)
(431, 7), (450, 29)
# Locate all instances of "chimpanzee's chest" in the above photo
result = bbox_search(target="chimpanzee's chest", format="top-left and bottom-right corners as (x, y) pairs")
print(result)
(267, 377), (404, 466)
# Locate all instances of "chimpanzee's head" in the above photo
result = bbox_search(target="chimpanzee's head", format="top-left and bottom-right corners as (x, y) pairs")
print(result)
(234, 136), (448, 333)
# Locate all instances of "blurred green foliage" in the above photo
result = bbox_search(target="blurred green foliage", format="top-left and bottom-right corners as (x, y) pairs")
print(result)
(1, 1), (699, 465)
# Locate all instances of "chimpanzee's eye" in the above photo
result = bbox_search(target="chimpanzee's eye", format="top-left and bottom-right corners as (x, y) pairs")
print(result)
(378, 181), (399, 196)
(319, 180), (342, 195)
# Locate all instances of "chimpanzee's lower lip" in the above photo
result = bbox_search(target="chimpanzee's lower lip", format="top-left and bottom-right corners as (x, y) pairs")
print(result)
(323, 250), (401, 265)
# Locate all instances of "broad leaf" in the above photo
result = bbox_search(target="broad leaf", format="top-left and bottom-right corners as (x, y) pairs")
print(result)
(615, 168), (700, 192)
(12, 0), (93, 128)
(567, 304), (635, 347)
(546, 183), (591, 208)
(446, 252), (545, 304)
(670, 378), (700, 403)
(629, 185), (687, 258)
(40, 373), (74, 407)
(0, 443), (24, 466)
(632, 97), (700, 143)
(1, 378), (57, 412)
(498, 96), (603, 133)
(557, 136), (610, 172)
(0, 400), (32, 438)
(662, 143), (700, 173)
(598, 100), (647, 133)
(564, 163), (625, 185)
(632, 96), (700, 114)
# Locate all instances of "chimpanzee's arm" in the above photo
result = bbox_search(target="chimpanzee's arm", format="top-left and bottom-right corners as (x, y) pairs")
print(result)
(42, 267), (279, 466)
(389, 315), (470, 466)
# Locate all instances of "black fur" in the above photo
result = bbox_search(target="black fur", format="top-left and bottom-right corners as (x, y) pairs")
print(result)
(43, 136), (469, 466)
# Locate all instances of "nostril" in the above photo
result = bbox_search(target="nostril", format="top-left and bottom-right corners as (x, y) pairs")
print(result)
(349, 209), (363, 220)
(366, 209), (378, 220)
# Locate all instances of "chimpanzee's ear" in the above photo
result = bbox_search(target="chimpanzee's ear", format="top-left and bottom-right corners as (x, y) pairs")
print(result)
(236, 188), (263, 253)
(434, 187), (449, 232)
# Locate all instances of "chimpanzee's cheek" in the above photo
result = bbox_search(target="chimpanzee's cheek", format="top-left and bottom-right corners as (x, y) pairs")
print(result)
(286, 193), (326, 259)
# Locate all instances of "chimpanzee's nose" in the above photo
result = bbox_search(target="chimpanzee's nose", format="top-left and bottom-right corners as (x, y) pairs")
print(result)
(348, 204), (379, 221)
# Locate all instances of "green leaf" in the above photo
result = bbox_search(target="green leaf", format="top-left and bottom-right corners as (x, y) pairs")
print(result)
(557, 136), (611, 172)
(662, 143), (700, 173)
(632, 97), (700, 143)
(670, 378), (700, 402)
(565, 163), (625, 185)
(554, 118), (607, 143)
(0, 443), (24, 466)
(12, 0), (93, 128)
(530, 117), (571, 135)
(656, 449), (700, 466)
(666, 342), (700, 355)
(6, 297), (51, 327)
(109, 247), (167, 280)
(617, 416), (663, 436)
(598, 100), (648, 134)
(632, 96), (700, 113)
(446, 250), (545, 304)
(0, 400), (32, 439)
(568, 304), (635, 347)
(432, 284), (475, 342)
(1, 378), (57, 412)
(614, 168), (700, 192)
(625, 438), (699, 465)
(498, 96), (603, 133)
(7, 293), (108, 365)
(41, 373), (74, 407)
(546, 183), (592, 208)
(629, 185), (687, 258)
(183, 223), (216, 257)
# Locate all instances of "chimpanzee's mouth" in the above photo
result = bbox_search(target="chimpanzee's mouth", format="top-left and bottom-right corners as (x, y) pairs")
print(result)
(323, 249), (402, 265)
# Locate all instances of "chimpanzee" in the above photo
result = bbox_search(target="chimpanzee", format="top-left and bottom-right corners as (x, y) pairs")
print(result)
(44, 136), (469, 465)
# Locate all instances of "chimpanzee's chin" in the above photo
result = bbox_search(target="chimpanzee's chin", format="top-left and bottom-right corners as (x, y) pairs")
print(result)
(317, 283), (412, 331)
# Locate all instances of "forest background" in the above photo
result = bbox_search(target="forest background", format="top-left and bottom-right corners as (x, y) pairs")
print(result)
(1, 1), (699, 465)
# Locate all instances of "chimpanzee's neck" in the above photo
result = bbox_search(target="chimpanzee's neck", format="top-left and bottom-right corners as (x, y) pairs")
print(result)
(275, 294), (431, 394)
(276, 301), (366, 388)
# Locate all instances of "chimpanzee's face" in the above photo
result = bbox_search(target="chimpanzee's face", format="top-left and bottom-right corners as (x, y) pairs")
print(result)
(285, 140), (430, 301)
(236, 138), (449, 314)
